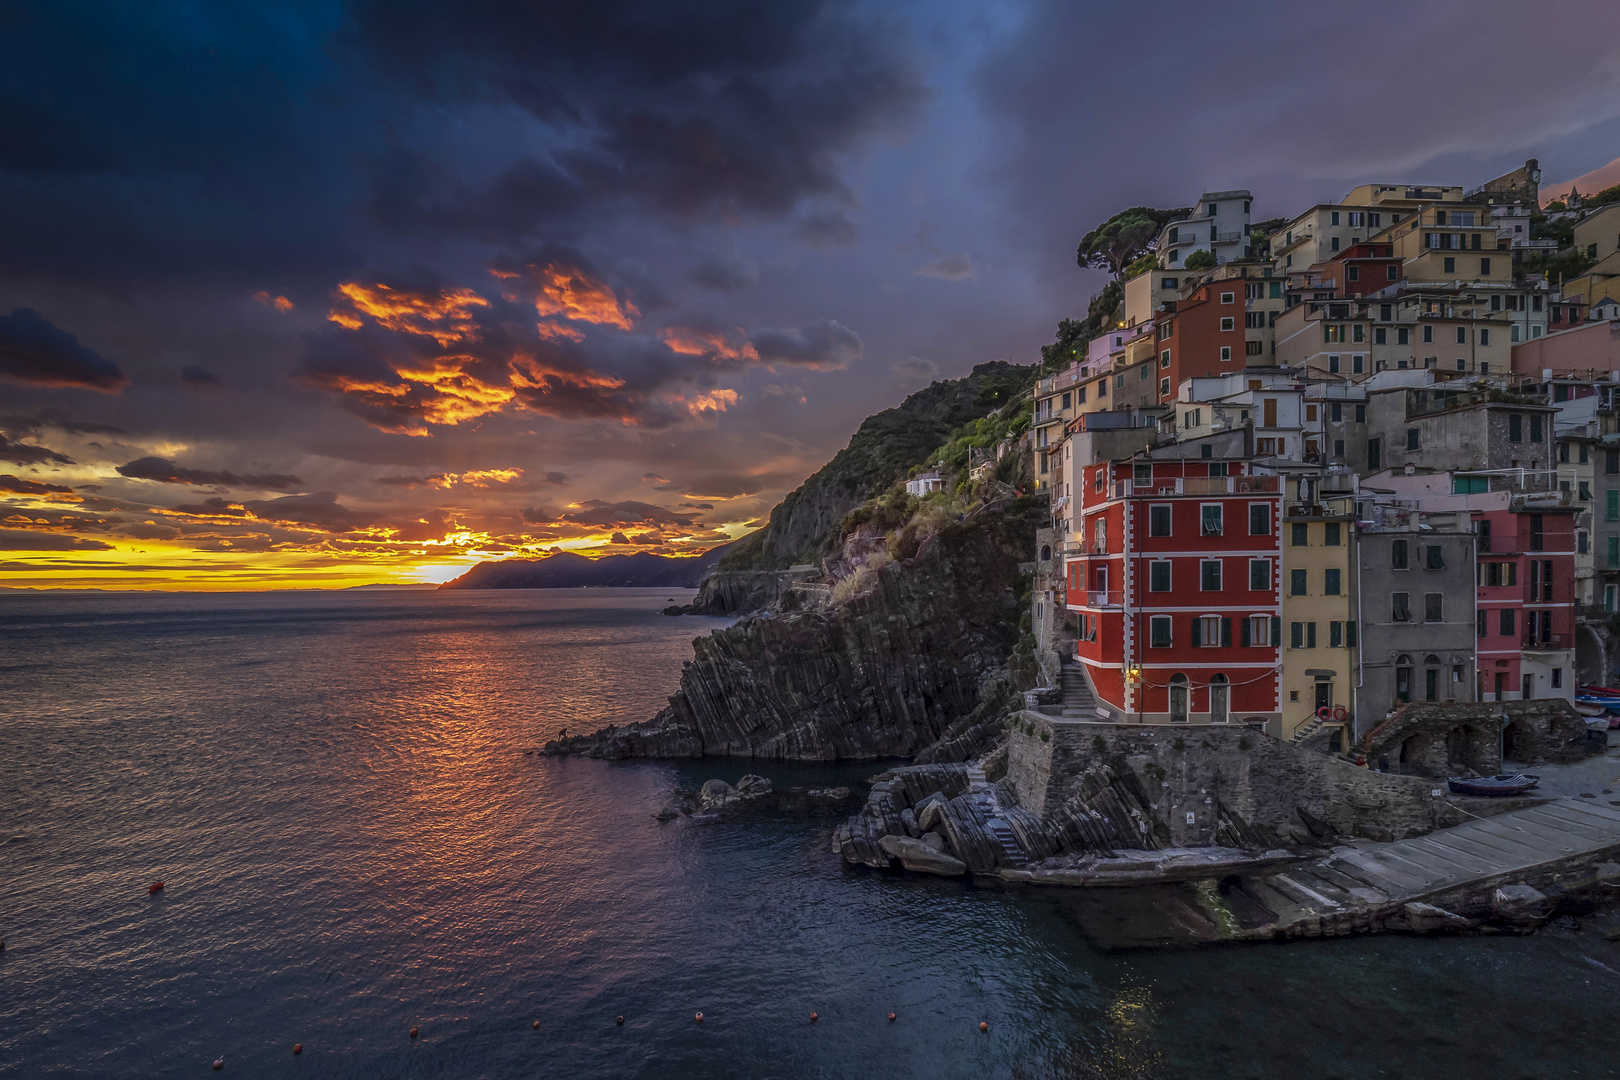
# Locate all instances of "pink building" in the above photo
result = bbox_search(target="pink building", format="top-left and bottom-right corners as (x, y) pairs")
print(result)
(1511, 318), (1620, 377)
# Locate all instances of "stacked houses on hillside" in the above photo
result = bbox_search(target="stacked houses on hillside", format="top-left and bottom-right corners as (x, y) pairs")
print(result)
(1032, 159), (1620, 754)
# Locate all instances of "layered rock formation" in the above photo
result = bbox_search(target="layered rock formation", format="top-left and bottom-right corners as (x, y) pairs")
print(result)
(544, 501), (1040, 761)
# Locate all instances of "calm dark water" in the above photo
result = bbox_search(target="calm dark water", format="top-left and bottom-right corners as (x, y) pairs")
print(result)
(2, 588), (1618, 1079)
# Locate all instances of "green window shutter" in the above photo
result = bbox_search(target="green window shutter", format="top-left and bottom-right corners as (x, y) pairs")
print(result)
(1346, 620), (1358, 647)
(1307, 622), (1317, 648)
(1221, 617), (1232, 647)
(1241, 617), (1251, 647)
(1609, 490), (1618, 522)
(1191, 617), (1201, 647)
(1290, 622), (1303, 648)
(1272, 616), (1282, 646)
(1610, 536), (1619, 569)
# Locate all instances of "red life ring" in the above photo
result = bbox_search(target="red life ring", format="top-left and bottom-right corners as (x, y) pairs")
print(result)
(1315, 706), (1333, 721)
(1332, 705), (1348, 721)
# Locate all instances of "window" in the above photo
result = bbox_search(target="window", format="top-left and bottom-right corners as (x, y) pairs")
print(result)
(1330, 402), (1342, 422)
(1219, 346), (1231, 361)
(1553, 667), (1563, 690)
(1329, 354), (1341, 374)
(1477, 609), (1488, 638)
(1423, 325), (1433, 343)
(1150, 504), (1172, 536)
(1398, 327), (1410, 346)
(1607, 450), (1619, 475)
(1500, 608), (1515, 636)
(1391, 538), (1407, 569)
(1150, 560), (1171, 592)
(1530, 514), (1543, 551)
(1425, 544), (1444, 569)
(1457, 326), (1467, 345)
(1330, 621), (1343, 647)
(1348, 265), (1360, 282)
(1454, 475), (1488, 494)
(1161, 277), (1178, 290)
(1290, 568), (1308, 596)
(1290, 621), (1304, 648)
(1194, 615), (1226, 647)
(1307, 622), (1317, 648)
(1610, 536), (1619, 570)
(1387, 265), (1399, 281)
(1245, 615), (1271, 646)
(1609, 490), (1619, 523)
(1346, 620), (1357, 647)
(1480, 328), (1490, 346)
(1396, 662), (1411, 703)
(1150, 616), (1172, 647)
(1356, 404), (1365, 423)
(1249, 503), (1271, 535)
(1159, 378), (1170, 396)
(1509, 413), (1522, 442)
(1324, 568), (1341, 595)
(1353, 324), (1365, 343)
(1392, 592), (1410, 621)
(1291, 522), (1308, 546)
(1375, 327), (1387, 345)
(1406, 428), (1420, 451)
(1246, 340), (1264, 356)
(1249, 559), (1270, 591)
(1530, 415), (1543, 443)
(1201, 560), (1222, 591)
(1159, 350), (1170, 367)
(1209, 461), (1229, 476)
(1481, 258), (1491, 276)
(1368, 437), (1381, 471)
(1331, 211), (1341, 226)
(1201, 504), (1223, 535)
(1324, 522), (1341, 546)
(1424, 593), (1443, 622)
(1444, 257), (1455, 273)
(1220, 291), (1235, 304)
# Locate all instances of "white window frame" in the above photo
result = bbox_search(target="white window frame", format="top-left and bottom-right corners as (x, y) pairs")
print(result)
(1220, 317), (1236, 331)
(1248, 614), (1271, 645)
(1220, 291), (1235, 304)
(1200, 503), (1224, 536)
(1200, 559), (1223, 591)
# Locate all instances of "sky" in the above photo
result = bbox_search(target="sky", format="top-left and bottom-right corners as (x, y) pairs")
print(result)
(5, 0), (1620, 590)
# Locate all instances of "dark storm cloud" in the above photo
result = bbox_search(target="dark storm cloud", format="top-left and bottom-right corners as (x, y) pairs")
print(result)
(0, 528), (112, 551)
(172, 497), (249, 517)
(115, 457), (303, 490)
(0, 412), (126, 437)
(750, 320), (862, 370)
(0, 475), (75, 496)
(180, 365), (224, 391)
(243, 491), (375, 533)
(0, 308), (128, 391)
(689, 251), (760, 291)
(347, 0), (926, 236)
(0, 435), (74, 466)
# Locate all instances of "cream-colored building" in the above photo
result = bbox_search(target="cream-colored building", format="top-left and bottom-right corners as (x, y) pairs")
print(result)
(1273, 285), (1514, 378)
(1371, 205), (1512, 285)
(1277, 472), (1360, 744)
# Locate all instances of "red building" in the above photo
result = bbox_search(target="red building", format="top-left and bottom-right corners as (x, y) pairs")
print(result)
(1473, 500), (1578, 702)
(1327, 241), (1403, 296)
(1064, 457), (1282, 728)
(1151, 281), (1250, 404)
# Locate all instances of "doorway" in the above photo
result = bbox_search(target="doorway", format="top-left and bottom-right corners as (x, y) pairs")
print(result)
(1169, 674), (1189, 722)
(1522, 673), (1533, 700)
(1314, 680), (1331, 712)
(1210, 674), (1229, 723)
(1494, 672), (1506, 700)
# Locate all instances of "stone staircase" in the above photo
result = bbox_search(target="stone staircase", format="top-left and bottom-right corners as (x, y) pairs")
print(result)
(982, 814), (1028, 868)
(1291, 716), (1325, 743)
(1059, 661), (1097, 718)
(965, 762), (1028, 867)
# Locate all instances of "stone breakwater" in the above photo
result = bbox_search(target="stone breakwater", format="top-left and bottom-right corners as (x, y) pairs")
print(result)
(543, 511), (1037, 762)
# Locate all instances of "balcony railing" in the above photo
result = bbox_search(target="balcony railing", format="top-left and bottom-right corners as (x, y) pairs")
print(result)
(1083, 590), (1124, 608)
(1523, 633), (1570, 651)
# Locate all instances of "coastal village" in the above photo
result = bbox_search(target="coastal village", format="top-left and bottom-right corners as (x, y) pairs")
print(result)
(557, 160), (1620, 945)
(1025, 160), (1620, 756)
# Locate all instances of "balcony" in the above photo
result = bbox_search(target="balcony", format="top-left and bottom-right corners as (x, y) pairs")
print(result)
(1522, 633), (1570, 651)
(1082, 590), (1124, 609)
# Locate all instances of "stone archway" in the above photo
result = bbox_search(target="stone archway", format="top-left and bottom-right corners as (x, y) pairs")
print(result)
(1502, 720), (1531, 764)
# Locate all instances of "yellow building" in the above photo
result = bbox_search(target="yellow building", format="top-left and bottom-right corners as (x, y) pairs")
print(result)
(1033, 366), (1084, 488)
(1574, 202), (1620, 266)
(1564, 250), (1620, 307)
(1278, 473), (1359, 745)
(1372, 205), (1512, 285)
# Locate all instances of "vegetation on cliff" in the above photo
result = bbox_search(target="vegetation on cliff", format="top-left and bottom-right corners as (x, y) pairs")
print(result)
(714, 360), (1036, 578)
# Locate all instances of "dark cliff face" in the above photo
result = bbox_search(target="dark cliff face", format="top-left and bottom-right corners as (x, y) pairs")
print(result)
(440, 541), (743, 590)
(694, 361), (1036, 616)
(547, 499), (1041, 762)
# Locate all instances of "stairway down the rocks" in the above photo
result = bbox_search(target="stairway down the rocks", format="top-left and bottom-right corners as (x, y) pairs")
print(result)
(1060, 661), (1097, 718)
(983, 815), (1028, 868)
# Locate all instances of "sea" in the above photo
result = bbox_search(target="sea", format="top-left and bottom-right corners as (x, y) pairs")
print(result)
(1, 587), (1617, 1079)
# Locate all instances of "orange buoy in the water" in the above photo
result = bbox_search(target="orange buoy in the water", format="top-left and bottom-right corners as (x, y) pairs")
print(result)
(887, 1012), (896, 1022)
(212, 1059), (224, 1070)
(292, 1043), (302, 1055)
(409, 1027), (418, 1039)
(694, 1012), (704, 1024)
(149, 882), (164, 894)
(979, 1022), (988, 1033)
(615, 1016), (625, 1026)
(809, 1012), (818, 1023)
(531, 1020), (539, 1030)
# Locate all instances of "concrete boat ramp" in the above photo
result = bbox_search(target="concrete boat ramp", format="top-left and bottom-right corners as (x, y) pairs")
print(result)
(1067, 797), (1620, 948)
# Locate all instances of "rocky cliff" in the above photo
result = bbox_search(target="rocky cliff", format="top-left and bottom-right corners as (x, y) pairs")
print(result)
(544, 497), (1042, 761)
(692, 361), (1034, 615)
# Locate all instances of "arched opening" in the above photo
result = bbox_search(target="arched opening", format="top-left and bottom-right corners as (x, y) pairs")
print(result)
(1424, 654), (1441, 703)
(1578, 624), (1605, 685)
(1503, 720), (1531, 763)
(1399, 734), (1421, 770)
(1209, 674), (1229, 723)
(1169, 673), (1189, 723)
(1395, 654), (1412, 705)
(1040, 544), (1052, 562)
